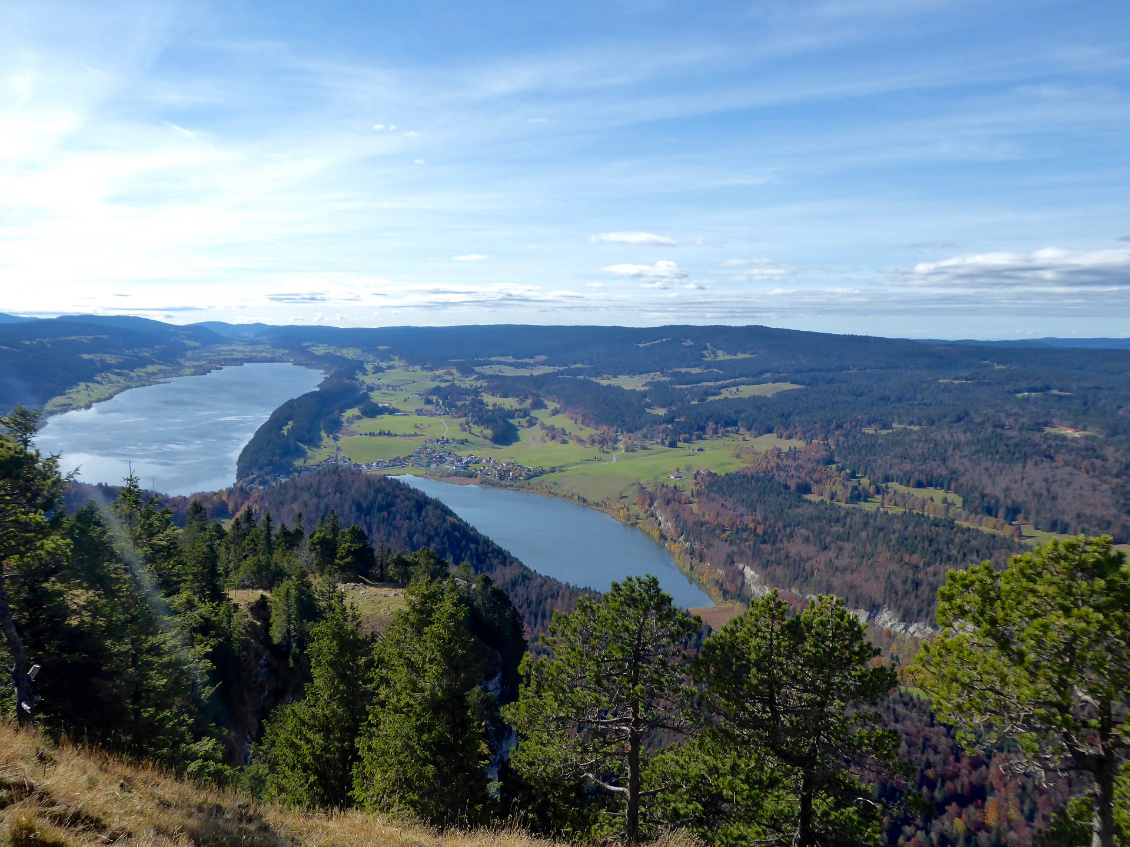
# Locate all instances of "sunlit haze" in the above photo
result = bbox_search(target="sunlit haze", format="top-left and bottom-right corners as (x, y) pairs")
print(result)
(3, 0), (1129, 338)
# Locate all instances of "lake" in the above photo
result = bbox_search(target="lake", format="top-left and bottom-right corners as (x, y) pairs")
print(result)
(395, 476), (714, 609)
(36, 363), (324, 496)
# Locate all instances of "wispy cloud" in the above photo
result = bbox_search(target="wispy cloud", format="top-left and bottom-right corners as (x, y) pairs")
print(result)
(721, 259), (796, 281)
(604, 260), (688, 280)
(906, 240), (959, 249)
(2, 0), (1127, 337)
(893, 247), (1130, 290)
(592, 232), (677, 246)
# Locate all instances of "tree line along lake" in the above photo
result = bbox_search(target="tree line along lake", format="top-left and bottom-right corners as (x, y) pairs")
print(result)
(34, 365), (711, 608)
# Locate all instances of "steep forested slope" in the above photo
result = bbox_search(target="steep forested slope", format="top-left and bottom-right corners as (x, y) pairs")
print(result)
(640, 471), (1019, 624)
(243, 467), (585, 634)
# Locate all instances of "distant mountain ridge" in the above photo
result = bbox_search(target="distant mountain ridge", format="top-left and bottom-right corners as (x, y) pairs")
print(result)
(4, 313), (1130, 419)
(0, 315), (230, 414)
(928, 336), (1130, 351)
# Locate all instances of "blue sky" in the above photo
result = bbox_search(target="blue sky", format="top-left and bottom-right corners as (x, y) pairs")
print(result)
(2, 0), (1128, 338)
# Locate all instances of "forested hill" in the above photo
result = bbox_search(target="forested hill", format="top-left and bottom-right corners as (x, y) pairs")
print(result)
(0, 315), (229, 412)
(118, 467), (579, 636)
(242, 468), (584, 634)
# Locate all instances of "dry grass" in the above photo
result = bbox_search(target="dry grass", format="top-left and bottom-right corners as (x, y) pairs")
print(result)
(0, 720), (698, 847)
(0, 719), (543, 847)
(338, 583), (408, 634)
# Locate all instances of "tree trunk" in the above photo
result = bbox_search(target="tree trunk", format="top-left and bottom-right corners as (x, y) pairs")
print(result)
(0, 564), (33, 727)
(794, 766), (814, 847)
(626, 723), (641, 845)
(1091, 757), (1117, 847)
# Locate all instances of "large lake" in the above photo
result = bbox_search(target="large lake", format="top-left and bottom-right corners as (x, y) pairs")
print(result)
(37, 363), (323, 496)
(396, 476), (714, 609)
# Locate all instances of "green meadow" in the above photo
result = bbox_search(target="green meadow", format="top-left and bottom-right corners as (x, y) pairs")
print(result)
(324, 361), (805, 505)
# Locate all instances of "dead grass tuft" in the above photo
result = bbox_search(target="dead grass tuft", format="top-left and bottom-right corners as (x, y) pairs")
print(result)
(0, 719), (688, 847)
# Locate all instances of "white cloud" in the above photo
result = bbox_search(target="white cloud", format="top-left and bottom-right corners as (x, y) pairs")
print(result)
(894, 247), (1130, 289)
(414, 159), (425, 164)
(604, 259), (688, 280)
(722, 259), (796, 281)
(453, 254), (489, 261)
(593, 232), (677, 246)
(372, 124), (385, 130)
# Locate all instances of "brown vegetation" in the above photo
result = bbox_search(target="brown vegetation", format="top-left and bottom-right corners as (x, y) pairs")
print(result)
(0, 719), (700, 847)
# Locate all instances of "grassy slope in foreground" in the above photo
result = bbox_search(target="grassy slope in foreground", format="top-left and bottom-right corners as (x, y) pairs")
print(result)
(0, 719), (624, 847)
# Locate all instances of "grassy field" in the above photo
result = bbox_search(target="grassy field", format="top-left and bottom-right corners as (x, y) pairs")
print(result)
(474, 363), (562, 376)
(338, 583), (408, 634)
(362, 364), (461, 413)
(886, 482), (963, 508)
(704, 382), (803, 400)
(337, 435), (425, 463)
(324, 361), (800, 504)
(526, 434), (798, 502)
(594, 373), (664, 390)
(355, 414), (449, 438)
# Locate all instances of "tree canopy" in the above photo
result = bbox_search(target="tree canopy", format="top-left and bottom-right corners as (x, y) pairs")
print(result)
(691, 592), (898, 847)
(504, 575), (699, 844)
(909, 537), (1130, 847)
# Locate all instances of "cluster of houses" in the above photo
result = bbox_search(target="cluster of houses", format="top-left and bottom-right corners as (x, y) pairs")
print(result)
(293, 441), (542, 484)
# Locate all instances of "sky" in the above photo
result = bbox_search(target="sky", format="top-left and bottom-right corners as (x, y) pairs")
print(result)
(2, 0), (1129, 339)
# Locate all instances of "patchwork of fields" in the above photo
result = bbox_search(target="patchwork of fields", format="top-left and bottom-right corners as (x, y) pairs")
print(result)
(317, 362), (806, 504)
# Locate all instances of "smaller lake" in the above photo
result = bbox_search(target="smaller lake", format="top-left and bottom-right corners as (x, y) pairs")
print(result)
(37, 363), (324, 496)
(396, 476), (713, 610)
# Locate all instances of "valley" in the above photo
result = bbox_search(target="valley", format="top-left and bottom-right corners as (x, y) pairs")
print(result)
(4, 317), (1130, 846)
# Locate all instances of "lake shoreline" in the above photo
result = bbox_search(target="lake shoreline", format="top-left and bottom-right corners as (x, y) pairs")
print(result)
(37, 364), (326, 496)
(390, 469), (729, 608)
(42, 352), (323, 417)
(394, 473), (715, 609)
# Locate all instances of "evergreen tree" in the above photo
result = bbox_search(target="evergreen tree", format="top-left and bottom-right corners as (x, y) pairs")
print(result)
(352, 578), (491, 826)
(255, 591), (372, 809)
(0, 407), (69, 726)
(308, 510), (341, 575)
(503, 575), (698, 844)
(909, 537), (1130, 847)
(181, 500), (223, 603)
(335, 524), (375, 577)
(268, 570), (320, 664)
(694, 592), (898, 847)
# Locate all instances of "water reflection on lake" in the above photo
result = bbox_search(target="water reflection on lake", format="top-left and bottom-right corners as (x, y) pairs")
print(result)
(395, 475), (714, 609)
(37, 363), (324, 496)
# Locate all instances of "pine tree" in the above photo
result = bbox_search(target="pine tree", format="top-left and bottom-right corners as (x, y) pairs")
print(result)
(0, 407), (69, 726)
(352, 578), (491, 826)
(909, 537), (1130, 847)
(308, 510), (341, 575)
(256, 591), (372, 809)
(695, 592), (898, 847)
(268, 570), (319, 663)
(503, 575), (698, 844)
(335, 524), (375, 577)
